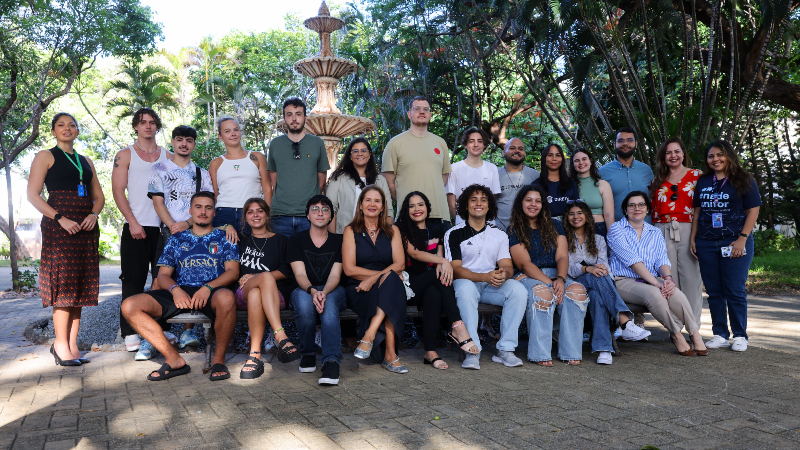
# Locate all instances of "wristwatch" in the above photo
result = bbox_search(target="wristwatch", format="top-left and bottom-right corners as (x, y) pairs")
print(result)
(738, 232), (748, 238)
(90, 212), (98, 218)
(306, 286), (314, 295)
(54, 213), (62, 221)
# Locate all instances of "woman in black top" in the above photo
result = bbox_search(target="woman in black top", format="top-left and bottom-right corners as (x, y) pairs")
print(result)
(235, 198), (298, 378)
(532, 143), (579, 218)
(342, 186), (408, 373)
(396, 191), (478, 369)
(27, 112), (104, 366)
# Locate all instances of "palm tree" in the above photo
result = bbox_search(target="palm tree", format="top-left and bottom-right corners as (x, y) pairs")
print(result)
(105, 61), (178, 127)
(159, 48), (197, 125)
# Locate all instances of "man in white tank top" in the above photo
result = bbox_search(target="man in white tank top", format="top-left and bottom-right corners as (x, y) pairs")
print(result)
(112, 108), (173, 352)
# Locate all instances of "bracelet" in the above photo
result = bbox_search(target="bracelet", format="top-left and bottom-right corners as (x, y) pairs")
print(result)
(273, 327), (284, 335)
(306, 286), (314, 295)
(738, 232), (748, 238)
(555, 275), (566, 283)
(168, 284), (178, 293)
(185, 220), (191, 228)
(90, 212), (99, 218)
(203, 284), (213, 292)
(663, 275), (674, 280)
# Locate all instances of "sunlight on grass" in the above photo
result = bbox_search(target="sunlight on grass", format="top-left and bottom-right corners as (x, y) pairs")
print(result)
(748, 250), (800, 292)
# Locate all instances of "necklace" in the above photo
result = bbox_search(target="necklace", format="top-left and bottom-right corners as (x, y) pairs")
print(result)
(505, 168), (525, 200)
(366, 226), (378, 238)
(470, 224), (488, 257)
(249, 233), (269, 255)
(134, 143), (159, 155)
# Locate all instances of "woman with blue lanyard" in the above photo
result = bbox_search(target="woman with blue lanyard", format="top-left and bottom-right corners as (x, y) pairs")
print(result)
(27, 112), (105, 366)
(690, 140), (760, 352)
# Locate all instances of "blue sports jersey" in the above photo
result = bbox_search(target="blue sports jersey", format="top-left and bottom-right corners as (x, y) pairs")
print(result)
(157, 228), (239, 287)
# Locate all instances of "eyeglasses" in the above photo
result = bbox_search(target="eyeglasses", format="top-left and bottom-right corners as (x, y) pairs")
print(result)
(566, 199), (585, 205)
(292, 141), (300, 159)
(351, 148), (370, 154)
(310, 206), (330, 213)
(616, 138), (636, 144)
(412, 106), (431, 113)
(627, 203), (648, 210)
(670, 184), (678, 201)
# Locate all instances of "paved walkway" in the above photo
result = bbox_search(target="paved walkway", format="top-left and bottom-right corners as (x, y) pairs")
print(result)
(1, 267), (799, 449)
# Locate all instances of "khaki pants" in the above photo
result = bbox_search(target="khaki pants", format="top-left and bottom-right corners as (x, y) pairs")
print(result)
(656, 221), (703, 326)
(614, 277), (698, 334)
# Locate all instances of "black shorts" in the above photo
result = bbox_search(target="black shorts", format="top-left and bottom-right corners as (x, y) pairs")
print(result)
(148, 285), (232, 324)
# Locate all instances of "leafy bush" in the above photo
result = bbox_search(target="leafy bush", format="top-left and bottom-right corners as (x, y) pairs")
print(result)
(753, 229), (796, 257)
(18, 257), (40, 290)
(98, 226), (118, 260)
(0, 242), (9, 259)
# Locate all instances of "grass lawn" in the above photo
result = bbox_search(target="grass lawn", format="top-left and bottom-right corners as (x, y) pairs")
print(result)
(747, 249), (800, 294)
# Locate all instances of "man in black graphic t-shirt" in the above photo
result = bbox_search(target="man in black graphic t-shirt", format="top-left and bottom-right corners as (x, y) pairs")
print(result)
(288, 195), (346, 385)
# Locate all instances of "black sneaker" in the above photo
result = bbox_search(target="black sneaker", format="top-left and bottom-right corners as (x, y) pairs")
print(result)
(318, 361), (340, 386)
(299, 354), (316, 373)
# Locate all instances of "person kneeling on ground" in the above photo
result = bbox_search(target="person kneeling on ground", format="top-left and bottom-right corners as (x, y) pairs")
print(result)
(121, 191), (239, 381)
(445, 184), (528, 370)
(289, 195), (347, 385)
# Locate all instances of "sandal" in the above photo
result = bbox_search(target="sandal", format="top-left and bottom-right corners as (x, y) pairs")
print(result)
(424, 357), (448, 370)
(448, 322), (479, 354)
(277, 339), (301, 363)
(239, 356), (264, 379)
(147, 362), (191, 381)
(209, 363), (230, 381)
(536, 360), (554, 367)
(566, 360), (582, 366)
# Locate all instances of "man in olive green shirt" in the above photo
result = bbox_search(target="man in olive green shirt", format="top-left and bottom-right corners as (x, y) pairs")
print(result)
(268, 97), (330, 237)
(382, 96), (452, 234)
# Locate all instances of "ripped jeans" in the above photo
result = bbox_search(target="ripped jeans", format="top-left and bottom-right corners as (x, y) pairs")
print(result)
(520, 268), (589, 362)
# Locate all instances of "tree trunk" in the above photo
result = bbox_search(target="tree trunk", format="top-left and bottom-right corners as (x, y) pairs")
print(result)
(0, 213), (32, 259)
(3, 154), (20, 290)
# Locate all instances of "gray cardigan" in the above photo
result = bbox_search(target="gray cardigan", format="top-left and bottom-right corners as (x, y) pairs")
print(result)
(326, 173), (394, 234)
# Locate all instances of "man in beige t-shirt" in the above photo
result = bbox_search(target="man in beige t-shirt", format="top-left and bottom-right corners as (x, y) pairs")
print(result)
(382, 96), (452, 234)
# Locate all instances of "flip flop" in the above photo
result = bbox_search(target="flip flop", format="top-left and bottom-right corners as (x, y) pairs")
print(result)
(566, 360), (582, 366)
(209, 363), (230, 381)
(147, 362), (191, 381)
(536, 360), (554, 367)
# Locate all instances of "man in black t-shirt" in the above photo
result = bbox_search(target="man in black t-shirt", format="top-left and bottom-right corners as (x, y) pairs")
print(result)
(288, 195), (346, 386)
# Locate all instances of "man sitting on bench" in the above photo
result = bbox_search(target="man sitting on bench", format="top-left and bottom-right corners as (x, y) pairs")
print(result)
(121, 191), (239, 381)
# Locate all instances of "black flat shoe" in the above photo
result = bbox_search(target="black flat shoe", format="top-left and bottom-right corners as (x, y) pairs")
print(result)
(50, 345), (81, 366)
(77, 358), (90, 364)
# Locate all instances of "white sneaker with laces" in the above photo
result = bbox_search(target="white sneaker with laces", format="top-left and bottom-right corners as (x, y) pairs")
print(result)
(596, 352), (612, 365)
(621, 322), (651, 341)
(705, 335), (731, 348)
(731, 336), (748, 352)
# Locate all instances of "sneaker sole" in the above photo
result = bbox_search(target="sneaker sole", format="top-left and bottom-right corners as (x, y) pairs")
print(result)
(706, 343), (731, 348)
(622, 331), (652, 341)
(597, 359), (612, 365)
(126, 345), (141, 352)
(461, 364), (480, 370)
(731, 346), (747, 352)
(134, 354), (153, 361)
(299, 366), (316, 373)
(491, 356), (523, 367)
(318, 378), (340, 385)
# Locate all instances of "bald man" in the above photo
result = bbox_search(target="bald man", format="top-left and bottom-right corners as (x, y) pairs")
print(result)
(496, 138), (540, 230)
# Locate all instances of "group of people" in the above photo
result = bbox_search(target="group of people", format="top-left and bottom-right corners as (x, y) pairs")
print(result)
(28, 94), (760, 384)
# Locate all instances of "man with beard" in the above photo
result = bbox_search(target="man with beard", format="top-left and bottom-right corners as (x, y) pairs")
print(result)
(496, 138), (540, 231)
(599, 127), (654, 223)
(267, 97), (330, 237)
(121, 191), (239, 382)
(382, 96), (452, 236)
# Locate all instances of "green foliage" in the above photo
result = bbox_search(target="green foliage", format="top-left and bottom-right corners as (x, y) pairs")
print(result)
(748, 249), (800, 292)
(105, 61), (178, 125)
(0, 242), (9, 259)
(17, 257), (40, 291)
(753, 229), (797, 257)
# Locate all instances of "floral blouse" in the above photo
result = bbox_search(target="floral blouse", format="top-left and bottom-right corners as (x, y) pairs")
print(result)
(652, 169), (701, 223)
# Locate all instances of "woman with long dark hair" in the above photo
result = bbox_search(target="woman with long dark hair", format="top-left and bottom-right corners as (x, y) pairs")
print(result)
(651, 138), (703, 327)
(326, 137), (393, 233)
(508, 185), (588, 366)
(235, 198), (298, 379)
(569, 149), (614, 236)
(396, 191), (479, 369)
(563, 201), (650, 364)
(27, 112), (105, 366)
(342, 186), (408, 373)
(532, 143), (579, 218)
(691, 140), (760, 352)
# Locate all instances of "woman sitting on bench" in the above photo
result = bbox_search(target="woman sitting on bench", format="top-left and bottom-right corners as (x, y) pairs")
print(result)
(607, 191), (707, 356)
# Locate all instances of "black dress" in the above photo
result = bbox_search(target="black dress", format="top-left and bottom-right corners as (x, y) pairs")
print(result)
(346, 228), (406, 362)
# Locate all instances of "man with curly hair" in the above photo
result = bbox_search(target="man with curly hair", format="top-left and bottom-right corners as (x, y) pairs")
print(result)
(444, 184), (528, 370)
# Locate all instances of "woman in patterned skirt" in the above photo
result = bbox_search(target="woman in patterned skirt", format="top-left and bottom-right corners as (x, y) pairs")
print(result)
(27, 112), (104, 366)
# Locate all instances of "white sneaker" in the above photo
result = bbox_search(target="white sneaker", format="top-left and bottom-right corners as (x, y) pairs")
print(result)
(596, 352), (612, 365)
(613, 327), (622, 339)
(124, 335), (141, 352)
(731, 337), (748, 352)
(620, 322), (651, 341)
(705, 335), (731, 348)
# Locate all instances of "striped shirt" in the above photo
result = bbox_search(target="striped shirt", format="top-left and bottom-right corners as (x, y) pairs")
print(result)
(607, 218), (671, 279)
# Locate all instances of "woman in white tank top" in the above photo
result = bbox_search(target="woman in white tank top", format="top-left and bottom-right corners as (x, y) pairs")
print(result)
(209, 116), (272, 234)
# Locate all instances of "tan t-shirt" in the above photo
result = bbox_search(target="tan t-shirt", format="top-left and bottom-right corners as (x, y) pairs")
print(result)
(382, 130), (451, 220)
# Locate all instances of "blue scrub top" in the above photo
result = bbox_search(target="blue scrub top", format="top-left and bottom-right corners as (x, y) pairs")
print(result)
(599, 159), (654, 222)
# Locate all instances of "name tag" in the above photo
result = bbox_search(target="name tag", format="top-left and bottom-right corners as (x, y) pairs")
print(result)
(77, 184), (86, 197)
(712, 213), (723, 228)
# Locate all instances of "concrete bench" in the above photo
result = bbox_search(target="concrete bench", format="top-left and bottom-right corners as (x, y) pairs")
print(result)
(168, 304), (504, 372)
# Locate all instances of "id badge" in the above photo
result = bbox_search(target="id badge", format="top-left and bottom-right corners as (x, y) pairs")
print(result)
(711, 213), (723, 228)
(77, 184), (86, 197)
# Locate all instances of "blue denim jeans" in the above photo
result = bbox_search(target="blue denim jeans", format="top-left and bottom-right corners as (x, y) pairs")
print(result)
(520, 268), (589, 361)
(212, 207), (250, 234)
(453, 279), (527, 352)
(574, 273), (632, 353)
(271, 215), (310, 238)
(291, 286), (347, 364)
(695, 236), (754, 339)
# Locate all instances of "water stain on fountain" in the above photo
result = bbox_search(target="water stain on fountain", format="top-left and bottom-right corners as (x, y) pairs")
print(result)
(277, 1), (376, 173)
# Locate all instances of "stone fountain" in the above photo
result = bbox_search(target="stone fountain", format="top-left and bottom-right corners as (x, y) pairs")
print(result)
(277, 1), (375, 172)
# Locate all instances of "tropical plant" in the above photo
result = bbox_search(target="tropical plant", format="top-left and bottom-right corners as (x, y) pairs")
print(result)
(104, 61), (178, 126)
